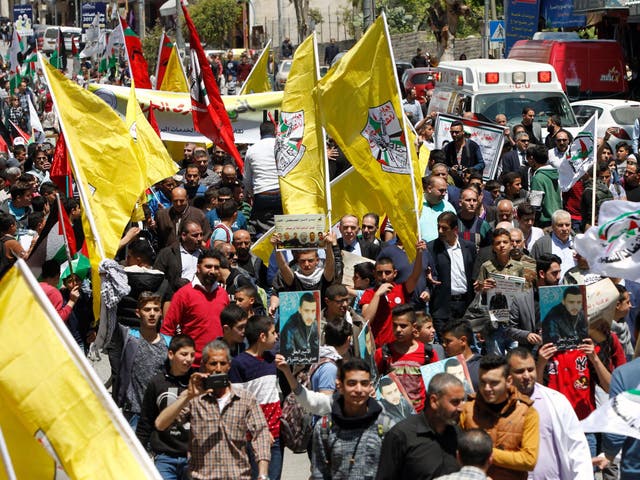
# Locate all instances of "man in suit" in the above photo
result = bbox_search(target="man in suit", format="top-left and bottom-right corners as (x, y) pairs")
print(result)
(155, 187), (211, 250)
(500, 132), (530, 182)
(427, 211), (477, 336)
(154, 221), (204, 295)
(507, 253), (562, 349)
(337, 214), (380, 260)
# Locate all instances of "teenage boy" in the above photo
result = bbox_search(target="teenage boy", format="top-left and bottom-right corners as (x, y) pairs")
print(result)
(441, 319), (481, 392)
(219, 304), (248, 358)
(234, 284), (266, 316)
(415, 312), (445, 360)
(360, 240), (427, 347)
(312, 358), (392, 480)
(112, 292), (171, 428)
(374, 304), (438, 412)
(229, 316), (283, 480)
(136, 335), (196, 480)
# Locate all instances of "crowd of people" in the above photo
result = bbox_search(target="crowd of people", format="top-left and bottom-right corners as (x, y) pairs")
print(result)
(2, 38), (640, 480)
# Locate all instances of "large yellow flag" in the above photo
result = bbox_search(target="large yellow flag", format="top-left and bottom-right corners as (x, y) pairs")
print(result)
(0, 261), (160, 479)
(275, 33), (327, 215)
(315, 14), (423, 260)
(239, 40), (272, 95)
(41, 55), (176, 318)
(159, 44), (189, 93)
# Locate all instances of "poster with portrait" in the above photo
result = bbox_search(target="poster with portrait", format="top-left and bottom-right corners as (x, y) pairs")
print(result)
(419, 354), (474, 395)
(357, 321), (378, 383)
(540, 285), (588, 350)
(342, 251), (375, 288)
(486, 273), (526, 324)
(279, 290), (321, 364)
(274, 214), (326, 250)
(375, 372), (415, 425)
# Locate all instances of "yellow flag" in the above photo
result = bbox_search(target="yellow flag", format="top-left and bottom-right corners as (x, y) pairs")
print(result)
(239, 40), (272, 95)
(251, 166), (386, 264)
(159, 44), (189, 93)
(315, 15), (422, 260)
(0, 261), (160, 479)
(275, 34), (327, 215)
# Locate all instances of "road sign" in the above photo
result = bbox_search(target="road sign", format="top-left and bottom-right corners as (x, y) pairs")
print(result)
(489, 20), (505, 43)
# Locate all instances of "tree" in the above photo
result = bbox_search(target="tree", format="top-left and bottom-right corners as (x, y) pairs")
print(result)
(185, 0), (241, 47)
(290, 0), (310, 43)
(142, 20), (164, 76)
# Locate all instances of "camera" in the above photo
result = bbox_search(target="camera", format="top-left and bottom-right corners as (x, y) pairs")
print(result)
(203, 373), (230, 390)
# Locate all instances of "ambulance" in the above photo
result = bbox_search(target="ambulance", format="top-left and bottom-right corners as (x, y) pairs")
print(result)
(428, 59), (580, 137)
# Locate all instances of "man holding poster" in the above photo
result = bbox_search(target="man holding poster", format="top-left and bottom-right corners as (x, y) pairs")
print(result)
(280, 291), (320, 364)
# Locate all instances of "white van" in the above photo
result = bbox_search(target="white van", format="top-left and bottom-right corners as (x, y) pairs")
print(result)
(428, 59), (580, 137)
(42, 26), (82, 54)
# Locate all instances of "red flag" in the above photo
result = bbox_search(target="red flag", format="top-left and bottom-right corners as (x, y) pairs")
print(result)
(181, 1), (244, 172)
(50, 132), (73, 195)
(155, 32), (173, 90)
(71, 36), (78, 56)
(0, 135), (8, 153)
(9, 120), (31, 144)
(147, 103), (161, 137)
(120, 17), (152, 89)
(57, 194), (77, 256)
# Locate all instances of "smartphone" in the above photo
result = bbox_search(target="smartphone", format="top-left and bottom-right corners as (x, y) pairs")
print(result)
(203, 373), (230, 390)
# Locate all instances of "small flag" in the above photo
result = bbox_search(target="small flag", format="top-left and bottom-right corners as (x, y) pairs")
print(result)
(559, 114), (597, 192)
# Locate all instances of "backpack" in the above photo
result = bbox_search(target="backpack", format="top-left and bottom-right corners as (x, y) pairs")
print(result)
(280, 358), (336, 453)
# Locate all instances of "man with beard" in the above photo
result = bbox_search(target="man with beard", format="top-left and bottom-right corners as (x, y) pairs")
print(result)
(507, 348), (592, 479)
(280, 292), (320, 360)
(623, 162), (640, 201)
(376, 373), (464, 480)
(541, 286), (588, 347)
(233, 229), (268, 288)
(160, 250), (230, 368)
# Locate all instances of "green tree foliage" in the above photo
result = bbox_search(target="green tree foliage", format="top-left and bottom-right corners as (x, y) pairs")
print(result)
(142, 20), (164, 76)
(185, 0), (242, 47)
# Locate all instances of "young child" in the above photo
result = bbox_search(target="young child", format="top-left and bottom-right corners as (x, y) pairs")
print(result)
(112, 292), (171, 428)
(348, 262), (375, 313)
(219, 303), (248, 358)
(229, 315), (283, 480)
(415, 312), (445, 361)
(135, 334), (195, 479)
(234, 284), (267, 316)
(373, 304), (438, 413)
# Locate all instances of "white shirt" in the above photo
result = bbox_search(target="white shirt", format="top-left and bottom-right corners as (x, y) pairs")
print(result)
(524, 226), (544, 252)
(551, 233), (576, 278)
(180, 245), (200, 282)
(547, 147), (569, 169)
(446, 240), (467, 295)
(243, 136), (279, 195)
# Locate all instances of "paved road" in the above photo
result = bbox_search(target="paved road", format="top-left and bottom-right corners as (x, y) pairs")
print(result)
(281, 448), (311, 480)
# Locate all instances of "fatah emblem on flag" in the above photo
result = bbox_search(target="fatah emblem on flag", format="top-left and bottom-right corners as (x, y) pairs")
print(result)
(574, 200), (640, 281)
(361, 101), (409, 174)
(568, 131), (594, 173)
(276, 110), (306, 177)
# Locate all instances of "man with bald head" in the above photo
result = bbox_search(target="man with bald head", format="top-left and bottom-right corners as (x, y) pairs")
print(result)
(155, 187), (211, 250)
(457, 187), (492, 248)
(337, 214), (380, 260)
(495, 199), (515, 225)
(419, 175), (456, 243)
(192, 147), (221, 188)
(232, 229), (267, 287)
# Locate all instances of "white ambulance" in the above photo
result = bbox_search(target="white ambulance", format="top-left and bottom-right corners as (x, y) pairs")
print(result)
(428, 59), (580, 138)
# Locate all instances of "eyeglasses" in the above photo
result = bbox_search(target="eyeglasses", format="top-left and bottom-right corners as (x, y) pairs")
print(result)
(361, 225), (377, 230)
(519, 139), (530, 143)
(450, 130), (463, 135)
(328, 297), (350, 304)
(556, 138), (569, 143)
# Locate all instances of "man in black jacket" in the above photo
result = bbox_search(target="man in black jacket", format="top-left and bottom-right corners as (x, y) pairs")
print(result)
(427, 211), (477, 336)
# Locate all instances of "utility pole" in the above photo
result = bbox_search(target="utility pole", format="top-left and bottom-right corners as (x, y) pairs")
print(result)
(277, 0), (283, 55)
(139, 0), (146, 39)
(363, 0), (374, 30)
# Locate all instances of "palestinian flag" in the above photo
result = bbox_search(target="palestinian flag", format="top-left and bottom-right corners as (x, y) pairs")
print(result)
(155, 32), (173, 89)
(9, 120), (32, 145)
(49, 29), (67, 71)
(120, 16), (152, 88)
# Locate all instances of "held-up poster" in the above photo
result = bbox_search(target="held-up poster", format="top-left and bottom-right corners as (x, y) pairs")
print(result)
(434, 113), (505, 181)
(279, 291), (321, 364)
(376, 373), (415, 425)
(540, 284), (588, 351)
(420, 354), (474, 395)
(486, 273), (526, 324)
(274, 214), (326, 250)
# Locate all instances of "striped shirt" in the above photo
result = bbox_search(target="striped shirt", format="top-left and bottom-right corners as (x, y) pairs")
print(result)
(229, 351), (281, 438)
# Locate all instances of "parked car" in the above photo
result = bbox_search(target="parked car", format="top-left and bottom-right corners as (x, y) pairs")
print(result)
(42, 26), (82, 54)
(275, 60), (292, 90)
(402, 67), (437, 103)
(571, 99), (640, 150)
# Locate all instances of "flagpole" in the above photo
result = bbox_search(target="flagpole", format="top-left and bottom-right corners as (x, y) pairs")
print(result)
(56, 193), (75, 276)
(12, 259), (163, 479)
(312, 32), (333, 229)
(382, 12), (422, 241)
(591, 114), (599, 227)
(39, 54), (106, 260)
(0, 425), (17, 480)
